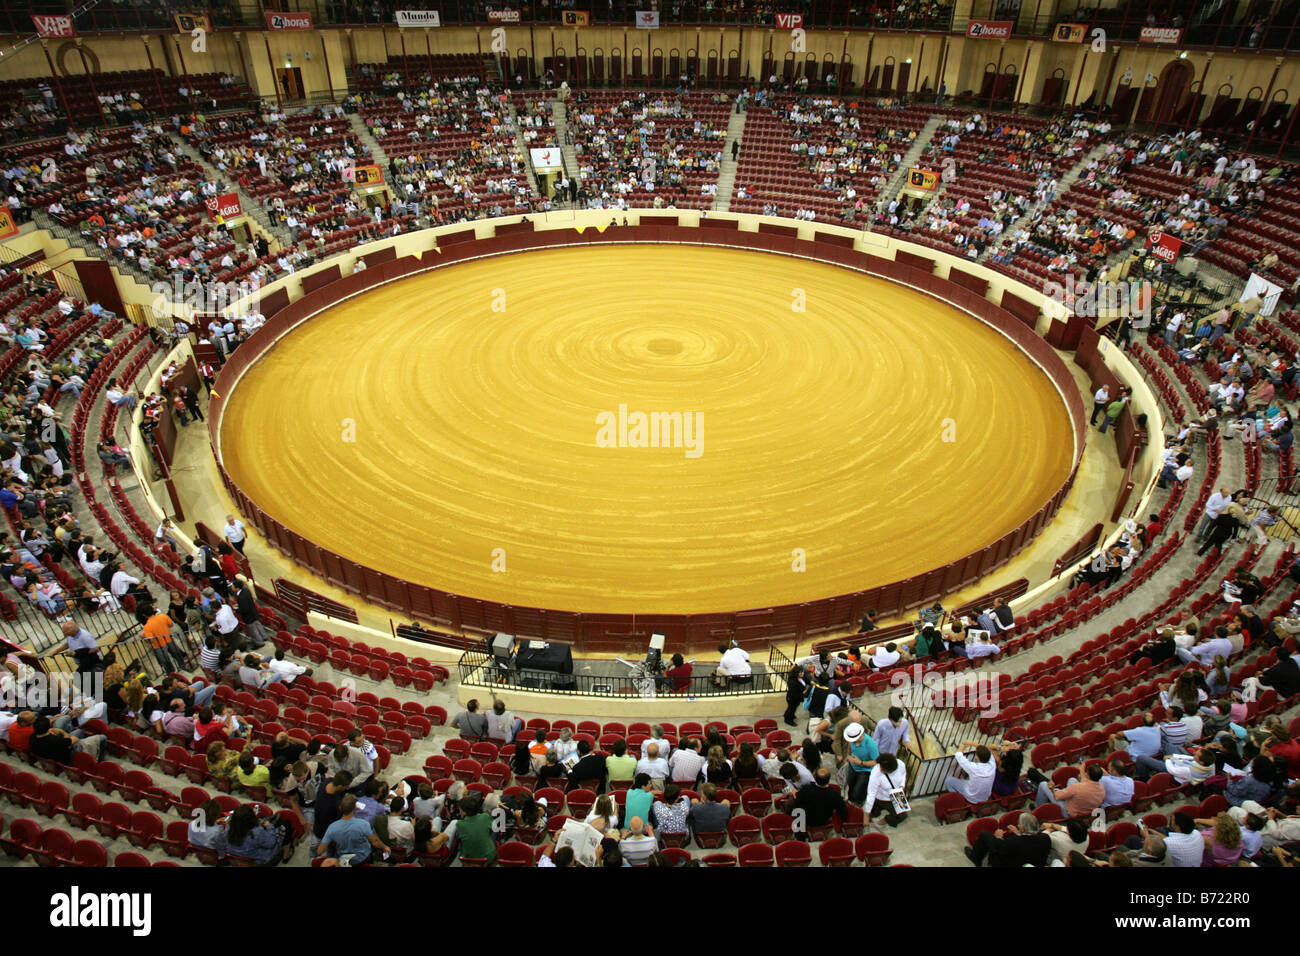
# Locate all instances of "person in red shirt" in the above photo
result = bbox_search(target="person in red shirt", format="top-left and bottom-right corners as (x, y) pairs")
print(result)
(664, 653), (693, 693)
(1267, 727), (1300, 779)
(217, 542), (240, 582)
(6, 711), (36, 750)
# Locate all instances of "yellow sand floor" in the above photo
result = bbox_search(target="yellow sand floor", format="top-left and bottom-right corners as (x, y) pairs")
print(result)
(220, 244), (1074, 615)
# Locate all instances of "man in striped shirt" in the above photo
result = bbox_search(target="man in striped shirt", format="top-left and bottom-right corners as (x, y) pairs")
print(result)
(1159, 708), (1190, 755)
(618, 816), (657, 866)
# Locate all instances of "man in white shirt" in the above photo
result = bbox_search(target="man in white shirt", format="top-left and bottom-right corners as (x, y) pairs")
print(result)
(1177, 632), (1234, 667)
(870, 643), (902, 669)
(713, 643), (751, 687)
(223, 515), (247, 554)
(213, 601), (241, 637)
(668, 738), (707, 783)
(943, 743), (996, 804)
(1197, 488), (1231, 539)
(1165, 812), (1204, 866)
(267, 649), (310, 683)
(1090, 384), (1110, 426)
(105, 380), (137, 411)
(635, 742), (670, 782)
(109, 567), (141, 599)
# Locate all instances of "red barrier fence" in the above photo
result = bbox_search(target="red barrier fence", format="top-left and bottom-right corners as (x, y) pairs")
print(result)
(207, 222), (1088, 651)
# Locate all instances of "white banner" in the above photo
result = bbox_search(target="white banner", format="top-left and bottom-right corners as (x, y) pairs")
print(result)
(1241, 272), (1284, 317)
(530, 147), (564, 172)
(635, 9), (660, 28)
(395, 9), (441, 27)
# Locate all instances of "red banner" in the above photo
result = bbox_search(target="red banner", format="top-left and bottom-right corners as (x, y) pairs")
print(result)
(775, 13), (803, 28)
(1146, 230), (1183, 263)
(31, 14), (76, 37)
(205, 192), (242, 221)
(966, 19), (1014, 39)
(265, 11), (313, 29)
(1139, 26), (1183, 44)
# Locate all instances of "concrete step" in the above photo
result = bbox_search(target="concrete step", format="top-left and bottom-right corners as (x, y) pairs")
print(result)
(712, 101), (746, 213)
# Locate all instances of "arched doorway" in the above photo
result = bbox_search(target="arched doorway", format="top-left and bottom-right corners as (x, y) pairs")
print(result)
(1152, 58), (1194, 127)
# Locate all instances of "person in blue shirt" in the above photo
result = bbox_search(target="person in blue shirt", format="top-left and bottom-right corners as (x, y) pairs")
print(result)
(215, 805), (293, 865)
(1110, 713), (1161, 768)
(843, 722), (879, 805)
(625, 773), (655, 831)
(318, 794), (389, 867)
(1099, 759), (1136, 808)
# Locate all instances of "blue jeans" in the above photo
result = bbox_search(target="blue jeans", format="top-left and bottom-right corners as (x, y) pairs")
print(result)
(153, 640), (188, 673)
(1099, 414), (1116, 433)
(191, 680), (217, 707)
(1134, 755), (1167, 779)
(1035, 778), (1076, 812)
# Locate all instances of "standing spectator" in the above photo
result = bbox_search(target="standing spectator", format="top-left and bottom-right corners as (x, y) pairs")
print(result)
(223, 514), (247, 554)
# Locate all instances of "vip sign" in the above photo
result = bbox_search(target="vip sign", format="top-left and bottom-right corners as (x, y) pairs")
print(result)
(204, 193), (242, 221)
(353, 164), (384, 186)
(31, 14), (76, 37)
(775, 13), (803, 28)
(265, 11), (313, 29)
(562, 10), (590, 26)
(0, 209), (18, 240)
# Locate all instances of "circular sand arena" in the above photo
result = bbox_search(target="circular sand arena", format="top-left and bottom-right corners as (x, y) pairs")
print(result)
(220, 244), (1075, 615)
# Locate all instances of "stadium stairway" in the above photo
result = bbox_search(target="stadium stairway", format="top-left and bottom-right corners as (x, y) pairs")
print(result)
(168, 134), (292, 254)
(549, 95), (580, 192)
(983, 142), (1110, 264)
(711, 104), (747, 213)
(871, 113), (945, 215)
(506, 97), (545, 200)
(345, 109), (390, 172)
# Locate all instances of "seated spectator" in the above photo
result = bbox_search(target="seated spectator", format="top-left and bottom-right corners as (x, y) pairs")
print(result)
(649, 783), (691, 837)
(619, 816), (657, 866)
(687, 783), (731, 836)
(215, 804), (294, 865)
(944, 742), (997, 804)
(317, 793), (389, 866)
(236, 749), (272, 792)
(964, 812), (1051, 867)
(1034, 763), (1106, 817)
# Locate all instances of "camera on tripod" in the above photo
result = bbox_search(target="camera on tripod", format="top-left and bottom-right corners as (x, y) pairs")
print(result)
(644, 632), (666, 675)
